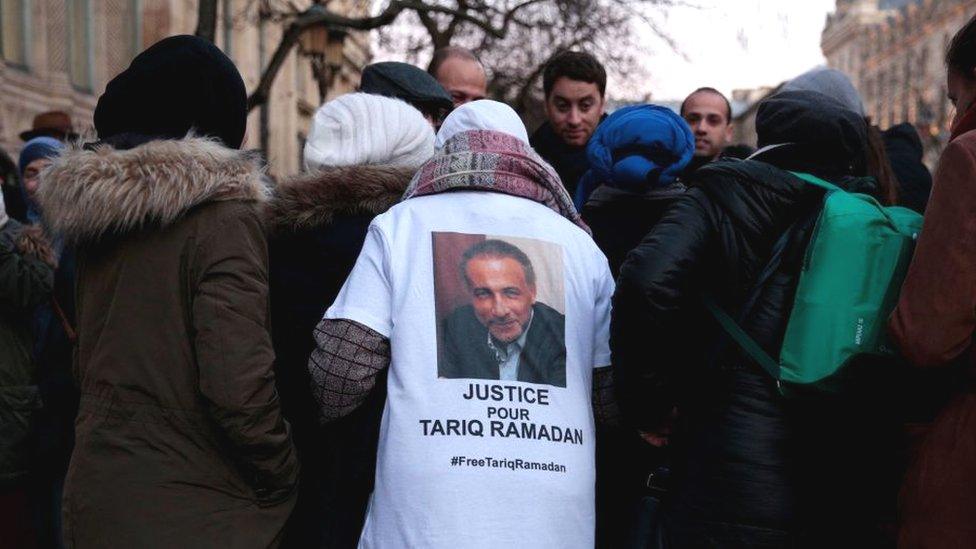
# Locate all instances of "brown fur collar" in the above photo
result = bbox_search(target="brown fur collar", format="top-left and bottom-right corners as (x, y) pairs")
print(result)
(37, 137), (269, 243)
(266, 164), (415, 232)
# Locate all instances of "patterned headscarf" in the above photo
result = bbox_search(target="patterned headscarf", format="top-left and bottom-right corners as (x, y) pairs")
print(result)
(404, 129), (589, 234)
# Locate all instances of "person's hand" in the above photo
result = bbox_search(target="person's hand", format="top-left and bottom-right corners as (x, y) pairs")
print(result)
(638, 407), (678, 448)
(0, 191), (8, 229)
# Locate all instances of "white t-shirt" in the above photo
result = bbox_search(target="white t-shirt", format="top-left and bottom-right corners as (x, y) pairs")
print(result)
(326, 191), (614, 549)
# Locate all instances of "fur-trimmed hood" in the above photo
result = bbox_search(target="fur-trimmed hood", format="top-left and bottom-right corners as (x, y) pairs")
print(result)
(266, 164), (415, 232)
(37, 137), (269, 243)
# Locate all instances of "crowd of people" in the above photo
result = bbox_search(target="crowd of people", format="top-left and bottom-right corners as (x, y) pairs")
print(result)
(0, 12), (974, 549)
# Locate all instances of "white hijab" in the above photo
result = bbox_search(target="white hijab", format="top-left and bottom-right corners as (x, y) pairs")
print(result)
(434, 99), (529, 149)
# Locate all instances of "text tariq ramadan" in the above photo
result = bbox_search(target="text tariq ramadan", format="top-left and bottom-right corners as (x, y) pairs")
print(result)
(418, 383), (585, 445)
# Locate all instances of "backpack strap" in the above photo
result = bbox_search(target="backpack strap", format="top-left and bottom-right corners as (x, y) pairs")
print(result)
(702, 220), (797, 381)
(703, 181), (824, 383)
(702, 295), (781, 380)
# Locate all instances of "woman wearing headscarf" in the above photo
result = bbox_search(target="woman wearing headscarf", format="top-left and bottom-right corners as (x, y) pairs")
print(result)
(36, 35), (298, 548)
(19, 137), (64, 225)
(577, 104), (695, 275)
(571, 104), (695, 549)
(265, 92), (434, 548)
(305, 100), (614, 548)
(888, 13), (976, 548)
(17, 136), (80, 549)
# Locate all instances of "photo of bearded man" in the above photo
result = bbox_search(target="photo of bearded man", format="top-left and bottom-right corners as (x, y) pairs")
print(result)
(438, 238), (567, 387)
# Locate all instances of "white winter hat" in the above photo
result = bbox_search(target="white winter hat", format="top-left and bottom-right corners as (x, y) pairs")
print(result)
(303, 93), (435, 171)
(434, 99), (529, 149)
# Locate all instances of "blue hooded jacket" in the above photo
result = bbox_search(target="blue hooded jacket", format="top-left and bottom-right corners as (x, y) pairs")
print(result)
(575, 104), (694, 209)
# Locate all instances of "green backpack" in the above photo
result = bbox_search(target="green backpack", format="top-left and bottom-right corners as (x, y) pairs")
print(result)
(706, 171), (923, 395)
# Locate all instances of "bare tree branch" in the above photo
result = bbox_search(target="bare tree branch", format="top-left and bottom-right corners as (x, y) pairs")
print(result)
(248, 2), (409, 110)
(247, 0), (554, 111)
(195, 0), (219, 42)
(416, 9), (447, 49)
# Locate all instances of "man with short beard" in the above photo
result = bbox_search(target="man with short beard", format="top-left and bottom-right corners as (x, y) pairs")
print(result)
(680, 87), (734, 177)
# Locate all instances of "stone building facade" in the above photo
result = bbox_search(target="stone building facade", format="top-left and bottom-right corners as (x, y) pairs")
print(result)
(821, 0), (976, 163)
(0, 0), (369, 176)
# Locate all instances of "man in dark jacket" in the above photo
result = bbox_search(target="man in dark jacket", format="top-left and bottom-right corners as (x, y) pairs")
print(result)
(679, 87), (734, 178)
(613, 89), (892, 547)
(530, 51), (607, 197)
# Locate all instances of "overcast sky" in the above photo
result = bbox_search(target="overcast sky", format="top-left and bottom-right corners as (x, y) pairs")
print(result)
(631, 0), (837, 101)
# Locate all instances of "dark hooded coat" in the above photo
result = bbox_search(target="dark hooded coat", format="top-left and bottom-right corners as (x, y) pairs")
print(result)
(37, 138), (299, 549)
(613, 91), (895, 547)
(266, 164), (414, 549)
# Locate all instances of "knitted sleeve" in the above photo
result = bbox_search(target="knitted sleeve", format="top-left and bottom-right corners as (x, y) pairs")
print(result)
(308, 318), (391, 423)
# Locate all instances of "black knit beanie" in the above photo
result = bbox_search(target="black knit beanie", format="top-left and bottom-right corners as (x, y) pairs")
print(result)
(94, 35), (247, 149)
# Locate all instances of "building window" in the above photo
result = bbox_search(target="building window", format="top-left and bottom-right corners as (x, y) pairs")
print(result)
(67, 0), (92, 89)
(1, 0), (29, 67)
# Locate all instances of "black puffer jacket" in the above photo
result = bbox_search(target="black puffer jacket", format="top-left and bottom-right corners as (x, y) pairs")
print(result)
(614, 159), (822, 544)
(612, 91), (895, 547)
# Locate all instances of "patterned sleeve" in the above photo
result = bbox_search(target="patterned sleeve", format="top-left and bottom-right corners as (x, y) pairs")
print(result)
(308, 318), (391, 422)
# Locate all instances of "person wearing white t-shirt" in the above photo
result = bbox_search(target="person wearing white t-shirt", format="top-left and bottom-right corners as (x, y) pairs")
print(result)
(307, 100), (617, 548)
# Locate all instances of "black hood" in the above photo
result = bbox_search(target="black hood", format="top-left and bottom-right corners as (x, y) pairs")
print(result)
(755, 90), (868, 179)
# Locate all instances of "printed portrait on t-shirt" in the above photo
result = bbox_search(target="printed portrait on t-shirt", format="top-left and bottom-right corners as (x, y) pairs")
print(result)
(433, 232), (567, 387)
